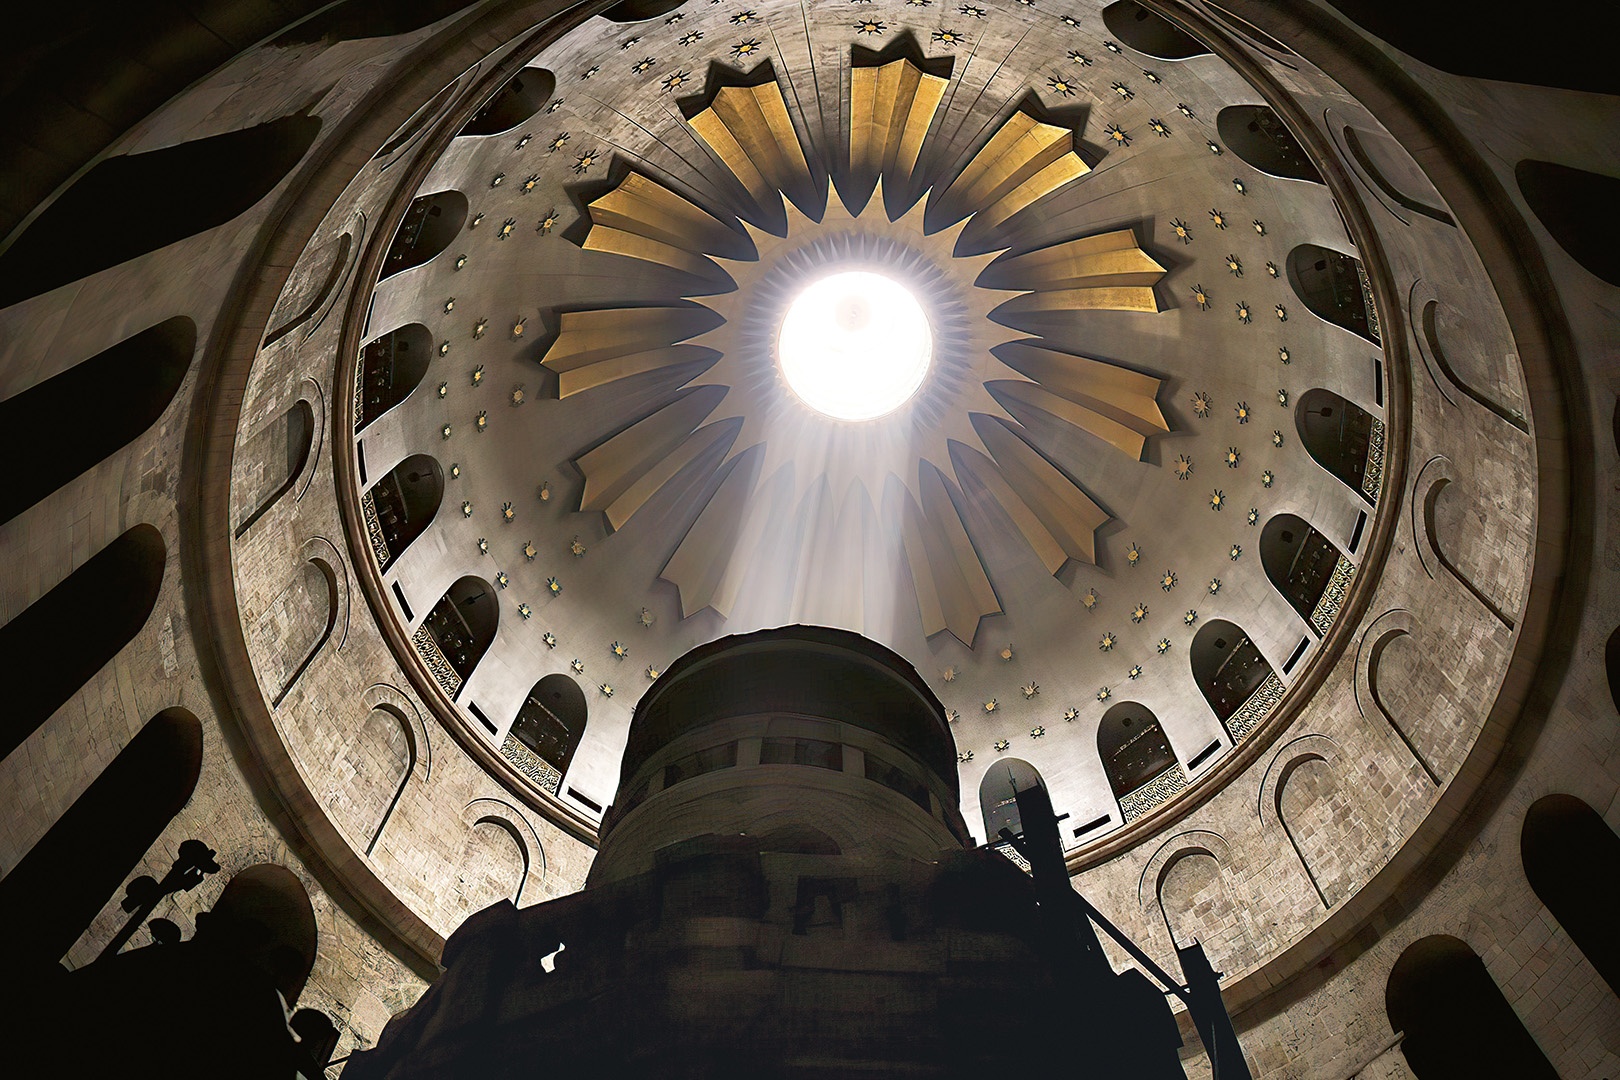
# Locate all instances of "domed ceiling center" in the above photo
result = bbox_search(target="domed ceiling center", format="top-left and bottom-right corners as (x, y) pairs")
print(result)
(778, 269), (931, 421)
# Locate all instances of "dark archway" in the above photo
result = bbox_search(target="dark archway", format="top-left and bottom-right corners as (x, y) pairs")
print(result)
(1515, 160), (1620, 288)
(1521, 794), (1620, 996)
(1260, 513), (1350, 636)
(1386, 935), (1558, 1079)
(512, 673), (588, 784)
(1216, 105), (1322, 183)
(0, 524), (166, 764)
(234, 399), (314, 537)
(421, 576), (499, 693)
(380, 190), (467, 280)
(0, 707), (202, 971)
(599, 0), (689, 22)
(459, 68), (556, 137)
(1097, 702), (1176, 800)
(364, 455), (444, 571)
(978, 758), (1045, 843)
(1287, 244), (1378, 342)
(202, 865), (318, 1007)
(355, 325), (433, 432)
(1191, 619), (1277, 730)
(1100, 1), (1211, 59)
(1296, 388), (1380, 504)
(0, 316), (194, 527)
(0, 114), (321, 308)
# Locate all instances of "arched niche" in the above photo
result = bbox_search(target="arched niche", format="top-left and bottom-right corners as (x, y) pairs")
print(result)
(1260, 513), (1351, 636)
(201, 865), (318, 1007)
(355, 324), (433, 432)
(459, 68), (556, 137)
(253, 558), (340, 707)
(1191, 619), (1278, 738)
(511, 673), (587, 791)
(599, 0), (689, 22)
(0, 524), (166, 764)
(1216, 105), (1322, 183)
(329, 704), (418, 856)
(1146, 834), (1252, 980)
(1100, 1), (1211, 59)
(1287, 244), (1378, 343)
(0, 114), (321, 308)
(978, 758), (1045, 843)
(1296, 388), (1380, 504)
(1386, 935), (1558, 1079)
(1266, 741), (1370, 909)
(1515, 160), (1620, 287)
(1097, 702), (1179, 818)
(234, 399), (315, 538)
(455, 817), (529, 914)
(275, 0), (483, 45)
(380, 190), (467, 280)
(0, 316), (194, 527)
(363, 454), (444, 571)
(1521, 794), (1620, 996)
(0, 707), (202, 971)
(419, 576), (499, 698)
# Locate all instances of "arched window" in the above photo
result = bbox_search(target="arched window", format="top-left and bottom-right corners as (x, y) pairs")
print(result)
(0, 524), (165, 764)
(355, 324), (433, 432)
(1516, 160), (1620, 288)
(0, 707), (202, 971)
(1386, 935), (1558, 1079)
(599, 0), (689, 21)
(510, 673), (588, 793)
(0, 114), (321, 308)
(1296, 388), (1381, 504)
(1216, 105), (1322, 183)
(459, 68), (556, 137)
(1191, 619), (1279, 741)
(328, 705), (417, 855)
(362, 455), (444, 571)
(202, 865), (318, 1007)
(380, 190), (467, 279)
(0, 316), (194, 527)
(1100, 1), (1211, 59)
(233, 399), (315, 537)
(1521, 794), (1620, 996)
(1260, 513), (1352, 636)
(1287, 244), (1378, 343)
(1097, 702), (1180, 824)
(978, 758), (1046, 843)
(416, 576), (499, 698)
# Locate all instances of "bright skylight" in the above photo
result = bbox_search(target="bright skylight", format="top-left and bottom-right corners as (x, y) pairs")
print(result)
(776, 270), (932, 421)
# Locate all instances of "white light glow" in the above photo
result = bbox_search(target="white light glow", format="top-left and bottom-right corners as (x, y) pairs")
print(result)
(777, 270), (932, 421)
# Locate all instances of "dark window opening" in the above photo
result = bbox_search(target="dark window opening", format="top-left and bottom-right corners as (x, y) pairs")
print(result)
(599, 0), (689, 22)
(459, 69), (555, 137)
(664, 741), (739, 787)
(1100, 1), (1211, 60)
(381, 190), (467, 280)
(1521, 794), (1620, 997)
(513, 673), (588, 777)
(356, 325), (433, 432)
(792, 877), (857, 934)
(1288, 244), (1376, 341)
(759, 736), (844, 771)
(1260, 513), (1347, 634)
(978, 758), (1046, 842)
(1217, 105), (1322, 183)
(365, 455), (444, 571)
(1191, 619), (1276, 724)
(1515, 160), (1620, 287)
(0, 317), (193, 528)
(865, 753), (931, 811)
(1386, 935), (1558, 1079)
(1296, 388), (1377, 503)
(1097, 702), (1176, 798)
(422, 576), (498, 685)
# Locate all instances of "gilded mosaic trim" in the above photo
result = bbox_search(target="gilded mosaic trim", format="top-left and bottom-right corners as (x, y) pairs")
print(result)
(361, 490), (390, 568)
(1310, 555), (1356, 636)
(1120, 766), (1187, 824)
(353, 354), (366, 433)
(1225, 672), (1283, 743)
(500, 734), (563, 795)
(993, 840), (1033, 874)
(412, 623), (462, 698)
(1362, 417), (1385, 502)
(1356, 261), (1381, 345)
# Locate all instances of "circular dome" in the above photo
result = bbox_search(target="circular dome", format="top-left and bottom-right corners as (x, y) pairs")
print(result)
(777, 270), (932, 420)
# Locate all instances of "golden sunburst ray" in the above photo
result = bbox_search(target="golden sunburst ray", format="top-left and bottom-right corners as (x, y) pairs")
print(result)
(540, 56), (1169, 646)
